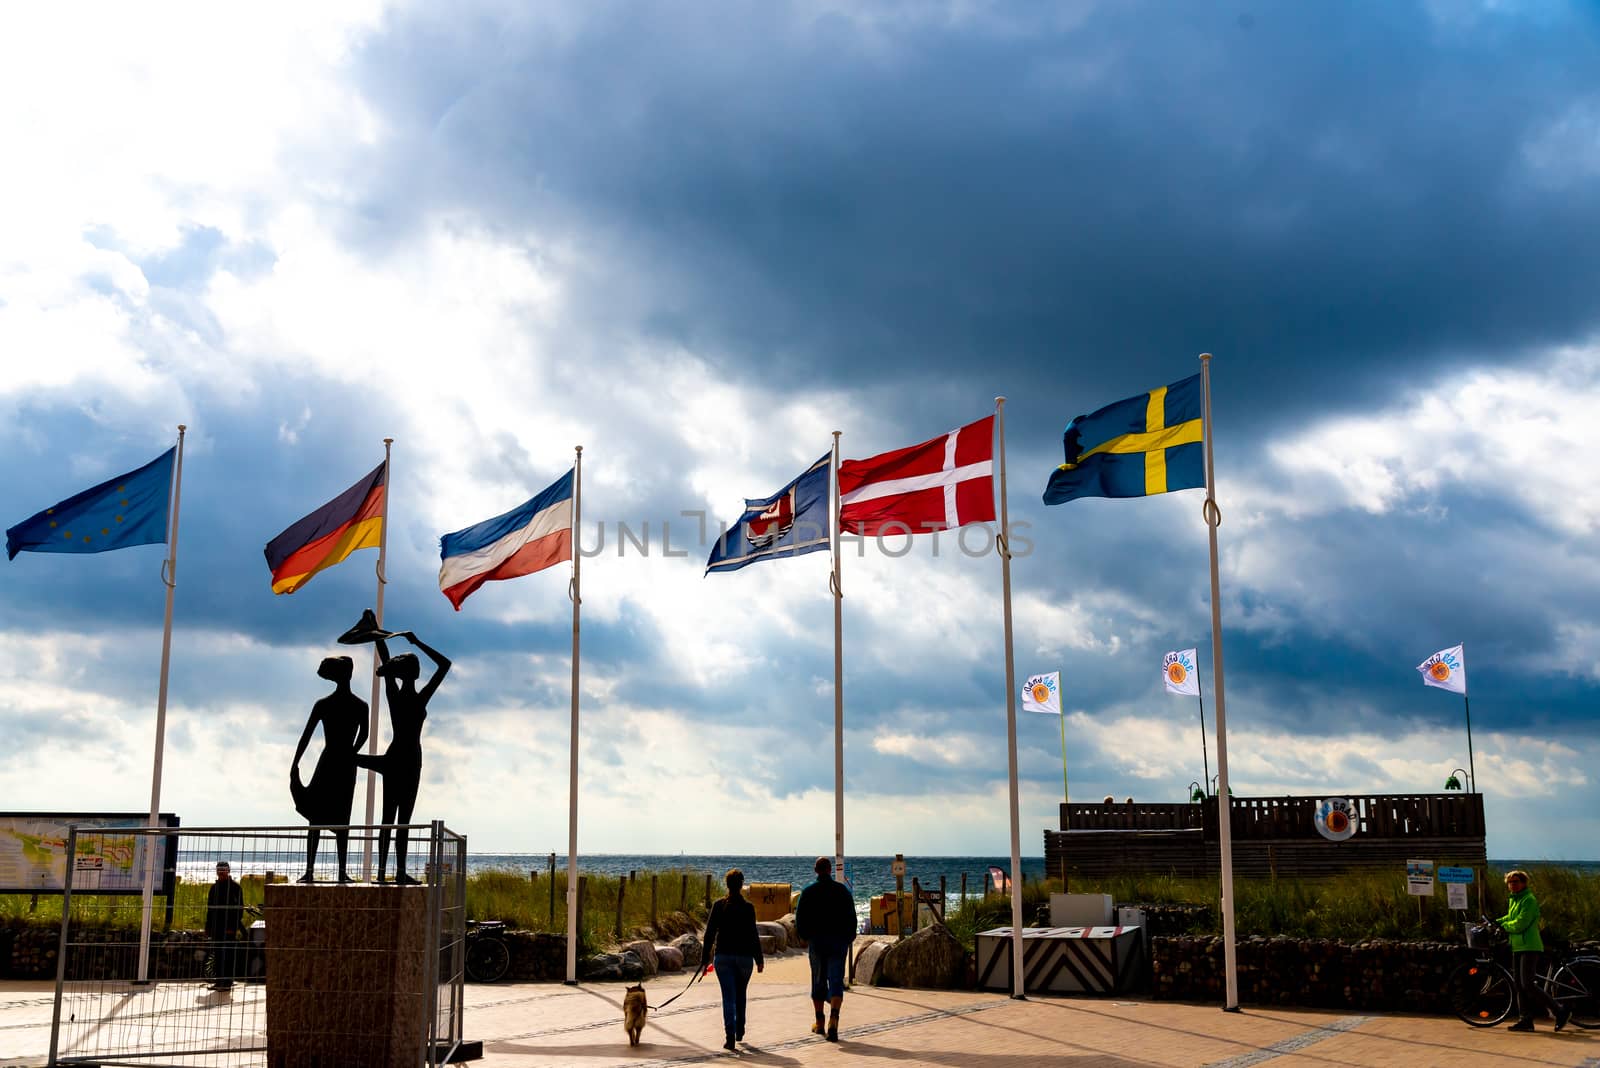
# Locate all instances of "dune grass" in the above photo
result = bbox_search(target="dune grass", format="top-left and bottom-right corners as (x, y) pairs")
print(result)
(10, 863), (1600, 957)
(941, 864), (1600, 950)
(0, 867), (711, 956)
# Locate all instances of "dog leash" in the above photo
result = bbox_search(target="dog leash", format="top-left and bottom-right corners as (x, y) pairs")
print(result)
(653, 962), (709, 1009)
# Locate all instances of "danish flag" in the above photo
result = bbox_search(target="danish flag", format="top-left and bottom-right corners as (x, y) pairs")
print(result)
(839, 415), (995, 535)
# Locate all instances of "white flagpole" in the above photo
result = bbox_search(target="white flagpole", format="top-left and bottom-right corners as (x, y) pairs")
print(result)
(136, 424), (185, 983)
(361, 438), (393, 881)
(565, 446), (583, 985)
(831, 431), (846, 883)
(1199, 354), (1239, 1012)
(995, 398), (1025, 999)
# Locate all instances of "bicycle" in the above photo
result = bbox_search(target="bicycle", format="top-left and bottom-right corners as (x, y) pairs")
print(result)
(464, 920), (512, 983)
(1448, 916), (1600, 1028)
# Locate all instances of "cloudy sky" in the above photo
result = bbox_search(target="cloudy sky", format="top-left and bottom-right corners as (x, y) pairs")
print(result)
(4, 1), (1600, 862)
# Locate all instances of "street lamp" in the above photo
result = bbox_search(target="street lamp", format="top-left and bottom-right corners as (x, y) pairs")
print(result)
(1444, 768), (1469, 791)
(1189, 780), (1205, 803)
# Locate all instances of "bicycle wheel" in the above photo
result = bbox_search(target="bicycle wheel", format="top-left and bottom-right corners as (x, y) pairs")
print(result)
(466, 937), (511, 983)
(1553, 958), (1600, 1029)
(1448, 960), (1516, 1026)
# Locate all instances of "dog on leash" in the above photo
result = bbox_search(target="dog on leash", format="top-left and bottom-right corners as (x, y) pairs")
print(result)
(623, 984), (648, 1046)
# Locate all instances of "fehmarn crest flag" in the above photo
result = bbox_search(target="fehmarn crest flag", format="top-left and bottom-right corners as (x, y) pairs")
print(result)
(1163, 648), (1200, 696)
(1021, 671), (1061, 715)
(1417, 644), (1467, 695)
(706, 455), (831, 574)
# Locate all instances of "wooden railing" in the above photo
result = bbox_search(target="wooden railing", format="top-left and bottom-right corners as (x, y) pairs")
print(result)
(1060, 802), (1205, 832)
(1205, 792), (1486, 841)
(1059, 793), (1485, 841)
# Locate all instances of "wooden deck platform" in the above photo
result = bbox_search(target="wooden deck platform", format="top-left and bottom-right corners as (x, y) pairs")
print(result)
(1044, 792), (1487, 880)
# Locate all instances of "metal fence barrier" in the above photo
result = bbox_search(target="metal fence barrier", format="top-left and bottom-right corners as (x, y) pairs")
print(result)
(47, 822), (466, 1067)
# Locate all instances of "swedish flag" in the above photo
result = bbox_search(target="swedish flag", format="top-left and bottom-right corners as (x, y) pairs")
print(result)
(6, 447), (176, 559)
(1043, 374), (1204, 505)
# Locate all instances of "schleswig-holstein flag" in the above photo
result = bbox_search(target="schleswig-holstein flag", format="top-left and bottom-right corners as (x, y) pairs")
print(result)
(1021, 671), (1061, 715)
(439, 469), (574, 609)
(1163, 648), (1200, 696)
(1043, 374), (1204, 504)
(1417, 644), (1467, 695)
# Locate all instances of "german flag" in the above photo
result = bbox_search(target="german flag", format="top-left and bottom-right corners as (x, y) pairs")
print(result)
(264, 462), (386, 594)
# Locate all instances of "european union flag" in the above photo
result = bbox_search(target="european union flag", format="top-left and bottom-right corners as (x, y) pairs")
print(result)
(1043, 374), (1205, 505)
(6, 447), (176, 559)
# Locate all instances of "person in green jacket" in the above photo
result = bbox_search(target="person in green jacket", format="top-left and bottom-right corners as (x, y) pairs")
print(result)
(1497, 869), (1567, 1031)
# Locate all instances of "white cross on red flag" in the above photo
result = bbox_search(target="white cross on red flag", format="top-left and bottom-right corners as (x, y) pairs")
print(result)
(839, 415), (995, 535)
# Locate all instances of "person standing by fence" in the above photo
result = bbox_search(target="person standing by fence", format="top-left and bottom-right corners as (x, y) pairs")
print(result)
(796, 856), (857, 1042)
(701, 868), (763, 1050)
(1498, 869), (1568, 1032)
(206, 861), (244, 991)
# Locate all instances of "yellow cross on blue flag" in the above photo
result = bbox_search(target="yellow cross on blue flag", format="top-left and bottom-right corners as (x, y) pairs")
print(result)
(1044, 374), (1204, 504)
(1021, 671), (1061, 715)
(6, 448), (176, 560)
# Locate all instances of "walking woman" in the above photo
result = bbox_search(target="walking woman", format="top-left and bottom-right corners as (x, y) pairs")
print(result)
(701, 868), (764, 1050)
(1498, 869), (1569, 1031)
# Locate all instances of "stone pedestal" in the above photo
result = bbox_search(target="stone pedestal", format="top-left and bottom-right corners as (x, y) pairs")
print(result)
(265, 882), (431, 1068)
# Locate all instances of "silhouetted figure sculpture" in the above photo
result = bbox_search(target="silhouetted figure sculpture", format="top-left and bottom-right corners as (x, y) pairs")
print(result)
(341, 609), (450, 885)
(290, 655), (368, 883)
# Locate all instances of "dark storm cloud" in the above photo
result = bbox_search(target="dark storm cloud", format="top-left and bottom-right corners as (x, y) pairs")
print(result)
(347, 1), (1600, 422)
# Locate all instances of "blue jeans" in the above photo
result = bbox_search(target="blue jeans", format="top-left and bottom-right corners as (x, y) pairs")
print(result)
(714, 954), (755, 1036)
(808, 938), (847, 1001)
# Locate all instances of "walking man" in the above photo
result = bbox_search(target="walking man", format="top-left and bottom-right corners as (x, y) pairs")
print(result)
(206, 861), (245, 991)
(795, 856), (857, 1041)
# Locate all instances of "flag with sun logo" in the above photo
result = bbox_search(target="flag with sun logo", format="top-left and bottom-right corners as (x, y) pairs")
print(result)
(1417, 644), (1467, 695)
(1020, 671), (1061, 715)
(1163, 648), (1200, 696)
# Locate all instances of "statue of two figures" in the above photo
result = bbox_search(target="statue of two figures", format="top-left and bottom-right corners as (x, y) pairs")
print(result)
(291, 609), (450, 884)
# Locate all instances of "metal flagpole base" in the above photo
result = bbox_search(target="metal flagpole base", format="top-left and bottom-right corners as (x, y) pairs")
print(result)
(1222, 1005), (1242, 1013)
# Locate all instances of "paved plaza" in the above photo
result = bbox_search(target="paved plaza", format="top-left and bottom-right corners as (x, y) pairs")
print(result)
(6, 954), (1600, 1067)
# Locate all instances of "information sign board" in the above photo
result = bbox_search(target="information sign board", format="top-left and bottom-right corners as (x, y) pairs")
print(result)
(1406, 858), (1434, 896)
(0, 812), (179, 895)
(1447, 883), (1468, 910)
(1438, 866), (1475, 884)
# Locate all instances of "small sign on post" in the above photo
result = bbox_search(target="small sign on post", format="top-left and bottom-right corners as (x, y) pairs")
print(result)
(890, 855), (906, 877)
(1406, 859), (1435, 896)
(1447, 883), (1469, 910)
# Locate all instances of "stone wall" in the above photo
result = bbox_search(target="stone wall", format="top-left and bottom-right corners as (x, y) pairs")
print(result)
(1153, 935), (1472, 1012)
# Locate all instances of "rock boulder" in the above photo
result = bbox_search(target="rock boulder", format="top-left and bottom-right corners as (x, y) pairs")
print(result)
(877, 924), (968, 990)
(671, 932), (703, 970)
(620, 940), (659, 976)
(756, 922), (788, 953)
(580, 952), (622, 981)
(854, 940), (890, 986)
(655, 945), (683, 972)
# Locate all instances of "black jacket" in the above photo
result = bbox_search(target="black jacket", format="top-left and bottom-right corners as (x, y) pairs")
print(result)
(206, 878), (244, 940)
(702, 893), (763, 964)
(796, 874), (856, 944)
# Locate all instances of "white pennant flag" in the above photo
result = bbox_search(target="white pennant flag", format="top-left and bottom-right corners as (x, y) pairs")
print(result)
(1417, 644), (1467, 695)
(1163, 648), (1200, 696)
(1021, 671), (1061, 715)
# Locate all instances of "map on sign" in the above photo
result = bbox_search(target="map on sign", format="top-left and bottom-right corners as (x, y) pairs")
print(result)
(0, 814), (177, 894)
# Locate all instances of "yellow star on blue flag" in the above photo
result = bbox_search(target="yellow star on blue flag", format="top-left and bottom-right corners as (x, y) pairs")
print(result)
(7, 447), (176, 559)
(1043, 374), (1204, 504)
